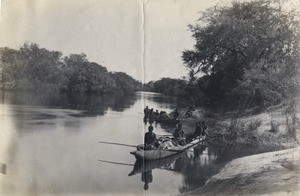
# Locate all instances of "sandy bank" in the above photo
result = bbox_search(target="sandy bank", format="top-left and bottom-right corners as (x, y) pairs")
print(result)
(186, 146), (300, 195)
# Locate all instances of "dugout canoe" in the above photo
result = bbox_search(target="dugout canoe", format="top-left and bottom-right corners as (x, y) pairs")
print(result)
(154, 117), (180, 125)
(130, 136), (206, 161)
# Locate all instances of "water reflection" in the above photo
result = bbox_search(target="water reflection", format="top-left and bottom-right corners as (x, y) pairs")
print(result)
(0, 90), (274, 195)
(0, 90), (137, 116)
(129, 152), (185, 191)
(127, 144), (222, 193)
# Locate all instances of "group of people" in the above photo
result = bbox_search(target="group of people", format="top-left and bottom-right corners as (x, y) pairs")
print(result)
(143, 106), (160, 122)
(171, 120), (207, 145)
(140, 106), (207, 191)
(144, 106), (180, 123)
(143, 120), (208, 150)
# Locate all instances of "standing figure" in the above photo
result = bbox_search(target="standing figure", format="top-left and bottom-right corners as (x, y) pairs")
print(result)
(154, 110), (159, 118)
(173, 108), (179, 120)
(148, 108), (154, 124)
(186, 121), (208, 143)
(144, 106), (149, 120)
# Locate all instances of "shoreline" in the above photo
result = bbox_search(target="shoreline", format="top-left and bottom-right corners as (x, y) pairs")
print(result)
(165, 106), (300, 195)
(185, 146), (300, 195)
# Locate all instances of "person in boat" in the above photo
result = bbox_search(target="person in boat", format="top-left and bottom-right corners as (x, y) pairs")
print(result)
(185, 104), (195, 117)
(173, 124), (186, 146)
(144, 125), (159, 150)
(159, 111), (169, 119)
(186, 120), (208, 143)
(148, 108), (154, 123)
(144, 106), (149, 119)
(172, 108), (179, 120)
(154, 110), (159, 118)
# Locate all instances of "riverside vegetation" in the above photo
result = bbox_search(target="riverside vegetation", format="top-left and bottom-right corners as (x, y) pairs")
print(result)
(0, 43), (142, 94)
(0, 0), (299, 148)
(145, 0), (300, 148)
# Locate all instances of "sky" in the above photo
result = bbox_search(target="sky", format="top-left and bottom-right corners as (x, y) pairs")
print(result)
(0, 0), (234, 82)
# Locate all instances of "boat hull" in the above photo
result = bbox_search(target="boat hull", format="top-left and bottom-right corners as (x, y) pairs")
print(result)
(154, 118), (180, 124)
(131, 136), (206, 161)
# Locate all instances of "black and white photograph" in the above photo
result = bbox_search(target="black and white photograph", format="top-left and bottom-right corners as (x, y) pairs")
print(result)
(0, 0), (299, 195)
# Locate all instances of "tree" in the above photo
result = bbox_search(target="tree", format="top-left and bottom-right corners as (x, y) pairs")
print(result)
(0, 47), (21, 84)
(0, 43), (142, 94)
(182, 0), (300, 108)
(19, 43), (64, 88)
(63, 54), (116, 93)
(152, 78), (187, 96)
(110, 72), (142, 93)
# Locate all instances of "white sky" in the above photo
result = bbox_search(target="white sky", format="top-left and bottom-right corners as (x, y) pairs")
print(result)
(0, 0), (249, 82)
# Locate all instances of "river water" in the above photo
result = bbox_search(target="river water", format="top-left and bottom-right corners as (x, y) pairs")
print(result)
(0, 91), (262, 195)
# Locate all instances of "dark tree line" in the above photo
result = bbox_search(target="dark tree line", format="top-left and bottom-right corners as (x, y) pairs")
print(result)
(147, 0), (300, 110)
(145, 78), (188, 96)
(0, 43), (142, 94)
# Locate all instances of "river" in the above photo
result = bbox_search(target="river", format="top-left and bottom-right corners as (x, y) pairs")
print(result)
(0, 91), (263, 195)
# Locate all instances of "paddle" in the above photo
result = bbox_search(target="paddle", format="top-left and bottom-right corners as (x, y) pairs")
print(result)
(98, 159), (134, 166)
(99, 141), (137, 148)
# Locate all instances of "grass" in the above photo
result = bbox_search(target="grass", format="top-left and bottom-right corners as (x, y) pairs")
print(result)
(203, 101), (300, 148)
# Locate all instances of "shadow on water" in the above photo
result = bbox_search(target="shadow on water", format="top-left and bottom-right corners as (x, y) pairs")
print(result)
(128, 151), (186, 191)
(127, 144), (216, 192)
(0, 90), (137, 116)
(127, 142), (282, 193)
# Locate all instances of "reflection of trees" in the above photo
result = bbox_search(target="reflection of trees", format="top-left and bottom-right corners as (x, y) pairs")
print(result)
(178, 147), (219, 192)
(177, 144), (283, 193)
(138, 92), (178, 110)
(66, 93), (137, 115)
(0, 91), (137, 116)
(168, 145), (220, 193)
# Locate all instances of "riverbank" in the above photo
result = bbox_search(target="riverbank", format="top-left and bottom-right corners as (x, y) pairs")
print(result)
(166, 103), (300, 195)
(186, 146), (300, 195)
(171, 102), (300, 148)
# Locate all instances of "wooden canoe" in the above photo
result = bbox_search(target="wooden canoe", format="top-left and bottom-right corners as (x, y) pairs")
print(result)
(130, 136), (206, 161)
(154, 117), (180, 125)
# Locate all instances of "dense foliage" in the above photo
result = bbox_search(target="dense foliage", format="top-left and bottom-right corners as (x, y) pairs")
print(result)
(0, 43), (142, 94)
(145, 78), (188, 96)
(147, 0), (300, 110)
(182, 0), (300, 109)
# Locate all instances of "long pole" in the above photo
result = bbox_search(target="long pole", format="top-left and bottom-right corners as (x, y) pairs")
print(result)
(99, 141), (136, 148)
(98, 159), (133, 166)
